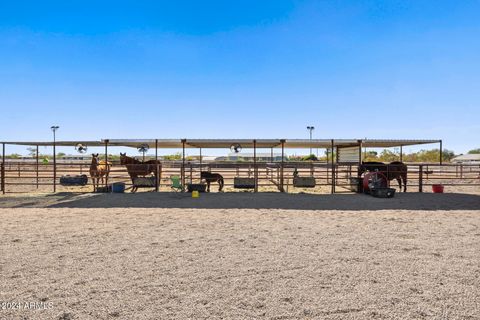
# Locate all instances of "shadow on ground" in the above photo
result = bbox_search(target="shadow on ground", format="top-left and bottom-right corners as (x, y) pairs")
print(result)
(2, 192), (478, 211)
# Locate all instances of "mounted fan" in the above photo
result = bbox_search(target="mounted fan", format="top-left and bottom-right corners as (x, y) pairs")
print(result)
(230, 143), (242, 153)
(137, 144), (149, 161)
(137, 144), (149, 154)
(75, 143), (88, 154)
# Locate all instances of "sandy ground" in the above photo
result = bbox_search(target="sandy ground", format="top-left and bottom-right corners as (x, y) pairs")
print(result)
(1, 193), (479, 320)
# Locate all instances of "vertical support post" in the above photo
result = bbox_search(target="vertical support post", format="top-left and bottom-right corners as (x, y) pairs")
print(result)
(400, 145), (403, 162)
(104, 140), (109, 187)
(181, 139), (186, 189)
(36, 145), (39, 189)
(358, 140), (363, 183)
(155, 139), (159, 192)
(280, 139), (285, 192)
(386, 163), (390, 188)
(358, 140), (362, 164)
(53, 140), (56, 193)
(439, 140), (443, 165)
(270, 148), (273, 162)
(253, 140), (258, 192)
(419, 164), (423, 192)
(1, 143), (5, 194)
(326, 148), (330, 182)
(199, 148), (202, 171)
(363, 138), (367, 160)
(331, 139), (335, 194)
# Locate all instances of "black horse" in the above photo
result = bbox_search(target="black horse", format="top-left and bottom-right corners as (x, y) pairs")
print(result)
(200, 171), (224, 192)
(358, 161), (408, 192)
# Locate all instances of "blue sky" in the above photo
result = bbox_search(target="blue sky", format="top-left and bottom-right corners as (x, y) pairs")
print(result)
(1, 0), (479, 155)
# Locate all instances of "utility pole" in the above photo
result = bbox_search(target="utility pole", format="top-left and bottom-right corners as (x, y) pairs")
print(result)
(307, 126), (315, 155)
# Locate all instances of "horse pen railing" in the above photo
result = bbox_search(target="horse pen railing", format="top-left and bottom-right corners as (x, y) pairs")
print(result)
(405, 163), (480, 192)
(0, 160), (479, 194)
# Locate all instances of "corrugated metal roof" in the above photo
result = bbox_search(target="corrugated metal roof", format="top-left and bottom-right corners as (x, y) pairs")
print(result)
(359, 139), (440, 148)
(452, 154), (480, 161)
(1, 139), (441, 149)
(227, 153), (282, 157)
(0, 141), (105, 147)
(102, 138), (440, 149)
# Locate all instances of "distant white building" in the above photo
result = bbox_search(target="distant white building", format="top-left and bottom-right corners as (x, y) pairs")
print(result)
(201, 156), (218, 162)
(226, 152), (283, 161)
(452, 154), (480, 164)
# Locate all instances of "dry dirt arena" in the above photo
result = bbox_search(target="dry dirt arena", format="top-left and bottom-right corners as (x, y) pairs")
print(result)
(1, 192), (479, 320)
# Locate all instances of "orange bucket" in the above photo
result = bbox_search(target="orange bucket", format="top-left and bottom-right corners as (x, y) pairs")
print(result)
(432, 184), (444, 193)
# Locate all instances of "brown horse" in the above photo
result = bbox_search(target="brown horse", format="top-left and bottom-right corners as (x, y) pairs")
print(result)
(200, 171), (224, 192)
(120, 153), (162, 192)
(358, 161), (408, 192)
(89, 153), (111, 192)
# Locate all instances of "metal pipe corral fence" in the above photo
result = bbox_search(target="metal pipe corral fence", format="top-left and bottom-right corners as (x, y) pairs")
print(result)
(0, 159), (478, 194)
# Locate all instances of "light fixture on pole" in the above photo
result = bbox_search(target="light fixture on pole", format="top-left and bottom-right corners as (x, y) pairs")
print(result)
(306, 126), (315, 155)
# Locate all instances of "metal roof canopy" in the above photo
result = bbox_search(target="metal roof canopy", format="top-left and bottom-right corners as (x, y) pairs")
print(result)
(102, 139), (441, 149)
(0, 139), (440, 149)
(0, 141), (105, 147)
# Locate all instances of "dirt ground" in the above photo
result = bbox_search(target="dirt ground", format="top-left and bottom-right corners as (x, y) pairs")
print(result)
(1, 192), (479, 320)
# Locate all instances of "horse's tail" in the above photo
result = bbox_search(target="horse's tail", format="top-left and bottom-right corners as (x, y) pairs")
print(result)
(219, 177), (224, 191)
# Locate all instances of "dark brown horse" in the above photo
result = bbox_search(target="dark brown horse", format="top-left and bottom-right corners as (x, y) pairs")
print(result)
(200, 171), (224, 192)
(358, 161), (408, 192)
(120, 153), (162, 192)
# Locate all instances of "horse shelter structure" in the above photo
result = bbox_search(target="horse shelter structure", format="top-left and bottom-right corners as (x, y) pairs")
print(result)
(1, 138), (479, 194)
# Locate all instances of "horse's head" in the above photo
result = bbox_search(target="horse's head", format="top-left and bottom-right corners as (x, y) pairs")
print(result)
(91, 153), (99, 164)
(120, 152), (127, 165)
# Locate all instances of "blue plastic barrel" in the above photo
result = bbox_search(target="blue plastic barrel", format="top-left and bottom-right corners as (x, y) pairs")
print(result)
(112, 182), (126, 193)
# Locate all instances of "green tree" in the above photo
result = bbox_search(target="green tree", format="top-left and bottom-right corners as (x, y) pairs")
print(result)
(441, 149), (455, 162)
(468, 148), (480, 154)
(302, 154), (318, 161)
(26, 147), (37, 157)
(318, 149), (335, 162)
(287, 155), (303, 161)
(378, 149), (399, 162)
(402, 149), (454, 163)
(107, 154), (120, 161)
(363, 151), (378, 161)
(162, 152), (182, 161)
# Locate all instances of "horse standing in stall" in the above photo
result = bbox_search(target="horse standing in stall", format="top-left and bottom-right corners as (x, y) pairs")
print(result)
(120, 153), (162, 192)
(200, 171), (224, 192)
(89, 153), (111, 192)
(358, 161), (408, 192)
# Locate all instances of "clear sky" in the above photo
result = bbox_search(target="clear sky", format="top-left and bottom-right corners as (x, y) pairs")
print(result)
(1, 0), (479, 155)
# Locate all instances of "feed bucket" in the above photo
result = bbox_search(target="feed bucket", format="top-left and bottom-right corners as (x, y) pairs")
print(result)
(432, 184), (444, 193)
(112, 182), (126, 193)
